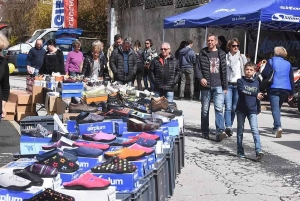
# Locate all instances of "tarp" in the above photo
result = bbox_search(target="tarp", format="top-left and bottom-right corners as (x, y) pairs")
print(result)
(164, 0), (300, 30)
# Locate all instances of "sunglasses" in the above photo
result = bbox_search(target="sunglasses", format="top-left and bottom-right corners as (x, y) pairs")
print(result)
(160, 48), (169, 51)
(231, 45), (239, 48)
(145, 43), (150, 44)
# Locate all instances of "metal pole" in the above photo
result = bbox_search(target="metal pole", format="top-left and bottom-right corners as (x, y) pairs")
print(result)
(243, 30), (247, 54)
(203, 27), (208, 48)
(163, 29), (165, 42)
(254, 21), (261, 63)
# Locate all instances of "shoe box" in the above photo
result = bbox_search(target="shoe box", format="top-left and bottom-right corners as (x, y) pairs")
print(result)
(0, 187), (43, 201)
(59, 169), (82, 184)
(76, 121), (114, 135)
(161, 119), (180, 136)
(20, 136), (53, 155)
(142, 152), (156, 170)
(130, 158), (148, 178)
(114, 121), (128, 135)
(90, 170), (139, 192)
(56, 186), (116, 201)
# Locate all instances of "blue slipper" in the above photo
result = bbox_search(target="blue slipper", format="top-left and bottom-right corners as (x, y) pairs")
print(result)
(36, 149), (78, 162)
(108, 137), (132, 146)
(136, 138), (157, 147)
(63, 147), (103, 158)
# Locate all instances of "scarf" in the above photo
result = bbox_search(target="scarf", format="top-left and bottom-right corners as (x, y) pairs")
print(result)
(227, 50), (241, 77)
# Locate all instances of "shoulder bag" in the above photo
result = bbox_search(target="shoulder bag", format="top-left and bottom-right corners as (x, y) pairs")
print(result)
(260, 58), (275, 93)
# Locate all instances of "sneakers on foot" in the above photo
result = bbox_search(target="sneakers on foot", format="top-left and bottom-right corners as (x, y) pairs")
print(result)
(274, 127), (282, 138)
(256, 152), (264, 161)
(216, 131), (227, 142)
(225, 127), (233, 137)
(237, 152), (246, 158)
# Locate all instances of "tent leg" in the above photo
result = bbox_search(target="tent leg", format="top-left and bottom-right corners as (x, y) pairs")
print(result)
(243, 30), (247, 54)
(254, 21), (261, 63)
(163, 29), (165, 42)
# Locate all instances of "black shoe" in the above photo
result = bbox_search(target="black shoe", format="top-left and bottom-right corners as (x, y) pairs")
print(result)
(225, 127), (233, 137)
(203, 133), (209, 139)
(256, 152), (264, 161)
(178, 97), (183, 100)
(190, 96), (196, 101)
(216, 131), (227, 142)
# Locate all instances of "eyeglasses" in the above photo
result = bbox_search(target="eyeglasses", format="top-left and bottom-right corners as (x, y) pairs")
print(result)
(231, 45), (239, 48)
(160, 48), (169, 51)
(145, 43), (150, 45)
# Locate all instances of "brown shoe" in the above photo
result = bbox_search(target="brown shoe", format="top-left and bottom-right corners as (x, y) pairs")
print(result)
(127, 118), (160, 132)
(69, 103), (98, 113)
(104, 147), (146, 161)
(151, 97), (168, 112)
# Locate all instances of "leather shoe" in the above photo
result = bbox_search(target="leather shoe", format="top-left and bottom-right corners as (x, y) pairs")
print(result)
(69, 102), (98, 113)
(151, 97), (168, 112)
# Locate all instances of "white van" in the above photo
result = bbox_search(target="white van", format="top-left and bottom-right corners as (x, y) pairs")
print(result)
(7, 28), (58, 54)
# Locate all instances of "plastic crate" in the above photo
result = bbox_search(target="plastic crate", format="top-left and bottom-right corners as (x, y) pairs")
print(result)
(180, 131), (185, 168)
(62, 83), (84, 91)
(116, 194), (131, 201)
(61, 90), (82, 98)
(117, 178), (150, 201)
(174, 136), (181, 175)
(144, 169), (155, 201)
(153, 154), (168, 201)
(163, 142), (176, 197)
(20, 115), (63, 132)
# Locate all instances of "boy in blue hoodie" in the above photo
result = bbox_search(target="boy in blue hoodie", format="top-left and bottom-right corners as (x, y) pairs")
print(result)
(236, 62), (264, 161)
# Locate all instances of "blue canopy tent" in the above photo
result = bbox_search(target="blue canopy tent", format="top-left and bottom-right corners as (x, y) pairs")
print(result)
(164, 0), (300, 62)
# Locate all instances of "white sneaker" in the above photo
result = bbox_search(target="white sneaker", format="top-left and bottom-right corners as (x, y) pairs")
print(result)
(106, 84), (118, 93)
(0, 172), (32, 190)
(275, 127), (282, 138)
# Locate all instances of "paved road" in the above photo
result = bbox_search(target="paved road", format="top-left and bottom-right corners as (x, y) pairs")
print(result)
(2, 75), (300, 200)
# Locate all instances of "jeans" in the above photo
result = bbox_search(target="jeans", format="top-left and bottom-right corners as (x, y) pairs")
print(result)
(143, 69), (154, 91)
(268, 89), (288, 130)
(136, 74), (143, 91)
(69, 72), (80, 77)
(180, 68), (194, 98)
(237, 112), (262, 154)
(200, 87), (225, 133)
(224, 84), (239, 128)
(154, 89), (174, 102)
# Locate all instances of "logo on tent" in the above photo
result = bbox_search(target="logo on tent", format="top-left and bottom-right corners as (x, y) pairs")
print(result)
(280, 6), (300, 10)
(174, 20), (185, 26)
(214, 8), (236, 13)
(272, 13), (300, 23)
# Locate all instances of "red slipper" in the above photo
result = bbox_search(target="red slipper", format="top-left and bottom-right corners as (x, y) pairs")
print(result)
(63, 172), (110, 190)
(129, 144), (154, 155)
(128, 132), (160, 141)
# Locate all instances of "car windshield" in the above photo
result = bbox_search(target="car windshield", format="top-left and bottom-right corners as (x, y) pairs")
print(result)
(57, 44), (72, 52)
(26, 30), (46, 43)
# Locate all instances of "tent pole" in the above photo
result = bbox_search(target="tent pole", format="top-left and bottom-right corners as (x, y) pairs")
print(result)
(243, 30), (247, 54)
(254, 21), (261, 63)
(203, 27), (208, 48)
(163, 29), (165, 42)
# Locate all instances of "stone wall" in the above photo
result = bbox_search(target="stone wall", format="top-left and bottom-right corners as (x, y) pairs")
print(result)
(116, 4), (245, 54)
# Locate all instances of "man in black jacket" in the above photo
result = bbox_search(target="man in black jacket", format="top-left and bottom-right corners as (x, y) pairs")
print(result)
(149, 42), (181, 102)
(195, 33), (227, 141)
(26, 39), (45, 77)
(110, 37), (137, 86)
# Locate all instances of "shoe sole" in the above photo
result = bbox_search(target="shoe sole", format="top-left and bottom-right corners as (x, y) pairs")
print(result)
(63, 184), (110, 190)
(256, 154), (264, 161)
(276, 129), (282, 138)
(4, 183), (33, 191)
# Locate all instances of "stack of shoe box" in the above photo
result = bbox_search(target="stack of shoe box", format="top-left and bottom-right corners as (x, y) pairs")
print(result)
(61, 83), (84, 99)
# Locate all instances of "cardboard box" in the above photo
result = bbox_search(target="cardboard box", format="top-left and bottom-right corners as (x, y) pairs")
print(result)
(77, 121), (114, 135)
(4, 102), (16, 113)
(91, 170), (139, 191)
(56, 186), (116, 201)
(9, 90), (32, 104)
(19, 136), (52, 155)
(45, 92), (60, 113)
(56, 98), (68, 115)
(32, 85), (44, 104)
(63, 113), (80, 123)
(2, 113), (15, 121)
(17, 104), (36, 112)
(15, 112), (37, 122)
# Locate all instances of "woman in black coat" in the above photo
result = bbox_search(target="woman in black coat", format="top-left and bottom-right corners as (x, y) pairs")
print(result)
(0, 33), (10, 119)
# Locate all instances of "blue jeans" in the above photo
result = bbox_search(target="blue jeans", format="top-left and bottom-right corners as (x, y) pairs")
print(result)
(200, 87), (225, 133)
(224, 84), (239, 128)
(237, 112), (262, 154)
(268, 89), (288, 130)
(154, 89), (174, 102)
(69, 72), (80, 77)
(143, 70), (154, 91)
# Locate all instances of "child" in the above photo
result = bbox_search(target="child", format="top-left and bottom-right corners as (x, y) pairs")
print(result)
(236, 61), (264, 161)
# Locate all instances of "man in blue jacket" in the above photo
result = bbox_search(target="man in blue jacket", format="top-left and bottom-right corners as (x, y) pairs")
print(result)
(26, 39), (45, 77)
(178, 39), (196, 100)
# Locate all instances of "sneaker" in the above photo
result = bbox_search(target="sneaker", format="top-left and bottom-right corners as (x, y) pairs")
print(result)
(237, 152), (246, 158)
(275, 127), (282, 138)
(256, 152), (264, 161)
(225, 127), (233, 137)
(216, 131), (227, 142)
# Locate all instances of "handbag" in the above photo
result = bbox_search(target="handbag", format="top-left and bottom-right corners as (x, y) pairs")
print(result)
(260, 59), (275, 92)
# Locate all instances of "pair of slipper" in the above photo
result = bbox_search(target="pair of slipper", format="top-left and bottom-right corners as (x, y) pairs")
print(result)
(82, 131), (116, 142)
(0, 171), (33, 191)
(63, 172), (110, 190)
(91, 156), (137, 173)
(42, 140), (110, 151)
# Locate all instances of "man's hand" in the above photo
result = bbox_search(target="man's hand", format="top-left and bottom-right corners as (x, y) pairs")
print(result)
(288, 95), (293, 102)
(1, 107), (6, 118)
(257, 92), (264, 100)
(200, 78), (207, 87)
(27, 65), (32, 74)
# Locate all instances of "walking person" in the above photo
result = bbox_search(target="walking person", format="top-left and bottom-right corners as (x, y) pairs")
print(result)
(0, 33), (10, 120)
(178, 39), (196, 100)
(149, 42), (181, 102)
(39, 39), (65, 75)
(175, 41), (187, 93)
(261, 46), (294, 138)
(107, 34), (123, 81)
(142, 39), (157, 91)
(110, 37), (137, 86)
(195, 33), (227, 141)
(224, 38), (248, 137)
(236, 61), (264, 161)
(26, 39), (45, 77)
(65, 40), (84, 77)
(133, 40), (144, 91)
